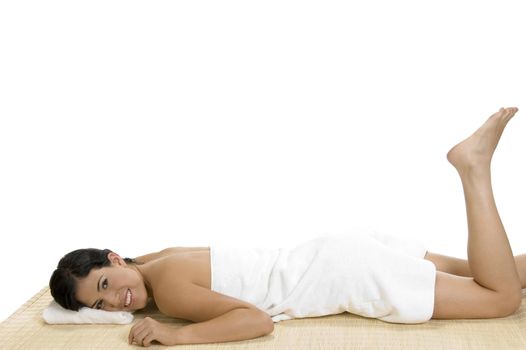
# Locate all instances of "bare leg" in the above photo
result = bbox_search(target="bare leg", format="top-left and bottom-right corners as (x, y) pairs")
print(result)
(446, 107), (521, 293)
(425, 252), (526, 288)
(432, 107), (522, 319)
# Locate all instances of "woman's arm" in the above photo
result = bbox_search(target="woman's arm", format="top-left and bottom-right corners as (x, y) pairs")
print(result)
(129, 307), (273, 346)
(128, 275), (274, 346)
(174, 307), (273, 345)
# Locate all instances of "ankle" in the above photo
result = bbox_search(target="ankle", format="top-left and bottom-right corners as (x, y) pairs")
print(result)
(457, 158), (491, 175)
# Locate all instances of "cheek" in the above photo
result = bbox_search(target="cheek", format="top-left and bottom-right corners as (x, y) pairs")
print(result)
(113, 271), (135, 287)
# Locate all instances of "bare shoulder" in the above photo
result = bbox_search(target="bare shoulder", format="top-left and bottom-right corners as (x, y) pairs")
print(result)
(150, 256), (264, 323)
(135, 246), (209, 264)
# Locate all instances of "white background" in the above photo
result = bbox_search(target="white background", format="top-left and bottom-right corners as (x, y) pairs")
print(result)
(1, 1), (525, 322)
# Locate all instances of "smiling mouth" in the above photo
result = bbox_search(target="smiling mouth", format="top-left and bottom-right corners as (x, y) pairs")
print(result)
(124, 289), (132, 308)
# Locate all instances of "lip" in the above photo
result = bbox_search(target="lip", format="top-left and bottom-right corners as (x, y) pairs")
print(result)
(128, 289), (133, 308)
(123, 289), (132, 309)
(122, 289), (126, 309)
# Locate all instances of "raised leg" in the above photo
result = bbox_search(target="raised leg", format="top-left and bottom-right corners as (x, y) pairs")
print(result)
(425, 252), (526, 288)
(432, 107), (523, 319)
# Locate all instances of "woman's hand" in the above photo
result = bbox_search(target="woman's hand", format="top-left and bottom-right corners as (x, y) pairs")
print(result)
(128, 317), (177, 347)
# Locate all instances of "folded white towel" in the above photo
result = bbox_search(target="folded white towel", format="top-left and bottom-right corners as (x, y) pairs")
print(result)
(43, 300), (134, 324)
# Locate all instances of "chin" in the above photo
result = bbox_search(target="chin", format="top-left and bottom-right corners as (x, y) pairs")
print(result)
(135, 294), (149, 310)
(135, 300), (146, 310)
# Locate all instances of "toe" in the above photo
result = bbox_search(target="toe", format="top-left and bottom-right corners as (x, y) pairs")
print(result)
(490, 108), (504, 119)
(504, 108), (517, 122)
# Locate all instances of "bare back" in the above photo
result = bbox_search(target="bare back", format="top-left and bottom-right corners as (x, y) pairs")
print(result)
(135, 247), (211, 289)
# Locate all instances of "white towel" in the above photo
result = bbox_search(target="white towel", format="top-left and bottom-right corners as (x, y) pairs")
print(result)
(43, 300), (134, 324)
(211, 231), (436, 324)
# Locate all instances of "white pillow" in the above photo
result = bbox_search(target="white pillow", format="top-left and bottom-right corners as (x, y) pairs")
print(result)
(43, 300), (134, 324)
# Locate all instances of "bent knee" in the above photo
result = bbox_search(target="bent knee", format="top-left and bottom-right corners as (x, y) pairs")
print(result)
(495, 290), (522, 317)
(433, 272), (522, 319)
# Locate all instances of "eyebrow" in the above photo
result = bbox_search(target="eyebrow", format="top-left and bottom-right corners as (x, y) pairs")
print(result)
(90, 275), (104, 308)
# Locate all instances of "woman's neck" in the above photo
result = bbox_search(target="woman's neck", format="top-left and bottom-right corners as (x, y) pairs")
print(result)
(128, 263), (154, 298)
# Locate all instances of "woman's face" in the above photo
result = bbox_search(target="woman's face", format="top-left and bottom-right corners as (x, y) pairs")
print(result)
(75, 253), (148, 312)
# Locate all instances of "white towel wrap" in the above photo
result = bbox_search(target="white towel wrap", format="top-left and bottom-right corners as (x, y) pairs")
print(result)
(211, 231), (436, 324)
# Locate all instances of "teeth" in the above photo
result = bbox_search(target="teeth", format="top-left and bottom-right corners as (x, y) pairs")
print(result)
(125, 289), (131, 307)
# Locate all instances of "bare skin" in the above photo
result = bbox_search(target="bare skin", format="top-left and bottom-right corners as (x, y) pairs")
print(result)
(425, 252), (526, 289)
(427, 107), (523, 319)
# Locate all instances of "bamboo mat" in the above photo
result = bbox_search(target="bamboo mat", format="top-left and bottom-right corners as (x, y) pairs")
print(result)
(1, 287), (525, 349)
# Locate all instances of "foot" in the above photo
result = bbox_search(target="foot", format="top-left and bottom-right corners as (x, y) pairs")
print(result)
(447, 107), (519, 175)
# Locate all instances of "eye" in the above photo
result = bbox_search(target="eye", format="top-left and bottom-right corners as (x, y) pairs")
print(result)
(95, 278), (108, 309)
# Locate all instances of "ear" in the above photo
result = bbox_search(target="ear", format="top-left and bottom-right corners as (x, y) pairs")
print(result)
(107, 252), (126, 267)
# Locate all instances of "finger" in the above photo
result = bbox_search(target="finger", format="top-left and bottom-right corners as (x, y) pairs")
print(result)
(129, 323), (140, 344)
(128, 325), (139, 345)
(129, 329), (140, 345)
(131, 320), (148, 335)
(129, 323), (147, 345)
(135, 328), (151, 347)
(143, 334), (155, 347)
(129, 320), (144, 336)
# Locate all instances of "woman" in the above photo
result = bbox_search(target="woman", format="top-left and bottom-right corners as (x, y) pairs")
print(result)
(50, 107), (526, 347)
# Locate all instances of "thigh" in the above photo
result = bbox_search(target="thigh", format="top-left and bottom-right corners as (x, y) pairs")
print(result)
(424, 252), (472, 277)
(432, 271), (508, 319)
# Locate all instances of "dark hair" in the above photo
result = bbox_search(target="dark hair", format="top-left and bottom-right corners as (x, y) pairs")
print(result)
(49, 248), (113, 311)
